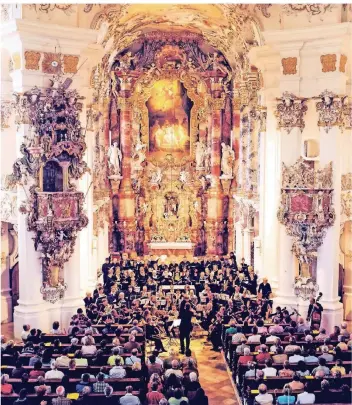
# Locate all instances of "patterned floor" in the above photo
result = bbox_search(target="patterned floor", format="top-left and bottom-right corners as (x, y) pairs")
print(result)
(188, 338), (239, 405)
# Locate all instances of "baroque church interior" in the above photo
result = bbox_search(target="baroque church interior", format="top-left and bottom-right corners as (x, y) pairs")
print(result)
(1, 3), (352, 405)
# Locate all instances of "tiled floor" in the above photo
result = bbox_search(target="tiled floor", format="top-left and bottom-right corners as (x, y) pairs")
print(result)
(160, 335), (239, 405)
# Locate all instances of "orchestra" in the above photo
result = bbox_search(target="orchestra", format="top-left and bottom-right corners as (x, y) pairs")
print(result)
(88, 255), (322, 353)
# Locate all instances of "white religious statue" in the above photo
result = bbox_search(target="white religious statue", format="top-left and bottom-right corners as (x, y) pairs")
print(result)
(204, 146), (211, 173)
(27, 126), (40, 147)
(151, 167), (163, 185)
(132, 140), (146, 170)
(107, 142), (122, 176)
(195, 141), (206, 170)
(221, 142), (235, 178)
(179, 169), (188, 184)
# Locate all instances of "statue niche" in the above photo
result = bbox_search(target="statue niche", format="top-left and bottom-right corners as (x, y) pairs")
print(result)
(43, 161), (63, 192)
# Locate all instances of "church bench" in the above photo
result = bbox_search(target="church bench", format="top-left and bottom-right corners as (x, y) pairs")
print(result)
(2, 352), (144, 366)
(246, 388), (352, 400)
(235, 361), (352, 375)
(243, 375), (352, 390)
(40, 333), (145, 343)
(0, 391), (140, 405)
(7, 377), (143, 392)
(1, 365), (142, 379)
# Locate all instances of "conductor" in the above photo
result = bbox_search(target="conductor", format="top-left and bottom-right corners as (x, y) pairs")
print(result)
(179, 301), (193, 354)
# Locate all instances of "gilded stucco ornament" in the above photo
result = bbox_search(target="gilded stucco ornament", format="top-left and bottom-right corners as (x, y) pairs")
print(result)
(281, 57), (297, 75)
(320, 54), (337, 73)
(1, 101), (12, 129)
(276, 92), (308, 134)
(315, 90), (345, 132)
(24, 51), (41, 71)
(278, 158), (335, 264)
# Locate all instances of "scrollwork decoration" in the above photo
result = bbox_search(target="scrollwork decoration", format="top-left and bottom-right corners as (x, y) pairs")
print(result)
(276, 92), (308, 134)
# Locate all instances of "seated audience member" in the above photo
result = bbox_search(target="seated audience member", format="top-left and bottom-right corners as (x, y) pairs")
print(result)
(238, 347), (254, 365)
(247, 326), (261, 344)
(315, 380), (335, 403)
(312, 358), (330, 377)
(181, 349), (197, 368)
(74, 350), (88, 366)
(185, 372), (201, 395)
(52, 386), (71, 405)
(225, 319), (237, 335)
(182, 359), (198, 377)
(284, 337), (300, 354)
(124, 334), (141, 352)
(164, 373), (182, 398)
(21, 341), (36, 355)
(330, 325), (340, 340)
(304, 348), (319, 364)
(107, 347), (124, 366)
(275, 385), (295, 405)
(296, 383), (316, 404)
(109, 357), (127, 378)
(331, 358), (346, 375)
(231, 326), (246, 344)
(29, 361), (45, 379)
(340, 384), (351, 404)
(288, 374), (304, 391)
(50, 321), (63, 334)
(236, 338), (249, 355)
(21, 324), (30, 341)
(41, 349), (53, 367)
(336, 336), (348, 351)
(76, 373), (91, 393)
(272, 346), (287, 364)
(315, 328), (329, 341)
(339, 322), (350, 339)
(45, 361), (64, 380)
(93, 372), (109, 393)
(163, 347), (180, 370)
(256, 319), (268, 334)
(81, 336), (97, 356)
(190, 388), (208, 405)
(11, 361), (26, 378)
(297, 318), (308, 333)
(34, 376), (52, 394)
(255, 384), (273, 405)
(125, 348), (142, 366)
(168, 388), (189, 405)
(129, 319), (144, 334)
(263, 358), (277, 377)
(26, 328), (39, 343)
(269, 318), (284, 334)
(289, 348), (304, 364)
(1, 374), (13, 395)
(13, 388), (28, 405)
(146, 382), (165, 405)
(296, 361), (310, 377)
(319, 346), (334, 362)
(165, 360), (183, 379)
(278, 361), (294, 377)
(56, 348), (71, 367)
(147, 354), (163, 376)
(119, 385), (141, 405)
(256, 345), (271, 364)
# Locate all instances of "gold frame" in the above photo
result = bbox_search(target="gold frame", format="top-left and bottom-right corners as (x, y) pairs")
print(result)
(131, 68), (210, 158)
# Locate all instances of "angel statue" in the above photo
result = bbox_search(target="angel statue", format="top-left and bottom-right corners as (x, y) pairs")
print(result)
(151, 167), (163, 185)
(132, 140), (147, 170)
(221, 142), (235, 177)
(195, 141), (206, 170)
(107, 142), (122, 176)
(179, 169), (188, 184)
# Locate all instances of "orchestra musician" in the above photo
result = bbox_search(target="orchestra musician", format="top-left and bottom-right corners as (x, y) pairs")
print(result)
(307, 296), (323, 328)
(179, 302), (193, 354)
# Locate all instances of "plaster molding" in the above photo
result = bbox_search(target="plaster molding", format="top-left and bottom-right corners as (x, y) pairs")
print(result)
(263, 23), (352, 47)
(0, 19), (98, 54)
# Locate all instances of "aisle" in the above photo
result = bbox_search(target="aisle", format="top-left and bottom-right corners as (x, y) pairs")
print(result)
(187, 338), (239, 405)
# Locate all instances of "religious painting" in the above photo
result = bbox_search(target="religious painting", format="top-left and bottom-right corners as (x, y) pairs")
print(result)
(147, 79), (193, 153)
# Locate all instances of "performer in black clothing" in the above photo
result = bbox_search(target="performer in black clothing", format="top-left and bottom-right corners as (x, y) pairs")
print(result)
(179, 302), (193, 354)
(101, 258), (111, 285)
(307, 296), (323, 328)
(258, 278), (272, 299)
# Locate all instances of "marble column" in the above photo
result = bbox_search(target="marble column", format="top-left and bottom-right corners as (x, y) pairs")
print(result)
(1, 223), (12, 323)
(206, 98), (224, 255)
(117, 91), (136, 254)
(316, 126), (343, 331)
(243, 228), (253, 265)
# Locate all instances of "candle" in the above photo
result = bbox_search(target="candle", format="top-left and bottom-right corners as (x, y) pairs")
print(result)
(109, 130), (112, 145)
(230, 130), (233, 149)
